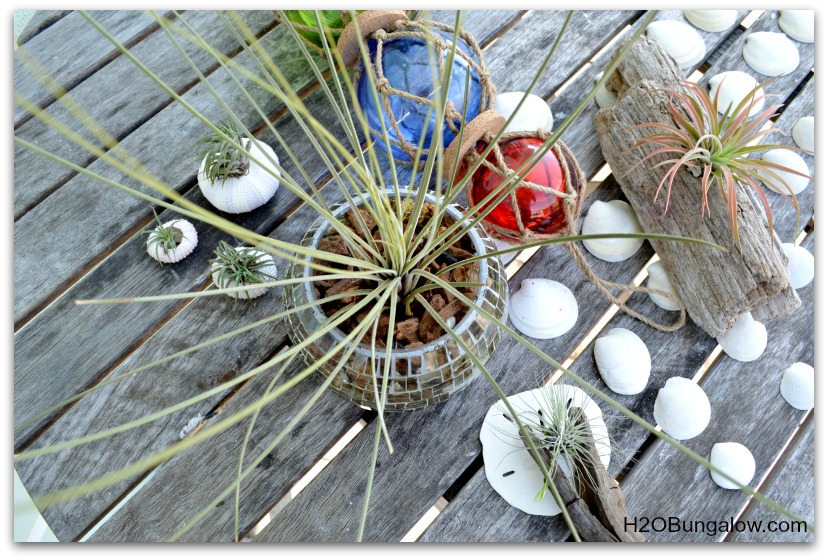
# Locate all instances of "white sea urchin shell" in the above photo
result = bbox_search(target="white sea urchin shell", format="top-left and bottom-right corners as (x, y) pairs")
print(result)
(581, 200), (644, 262)
(211, 247), (277, 299)
(716, 312), (767, 362)
(594, 72), (617, 109)
(509, 278), (578, 339)
(792, 116), (814, 151)
(480, 385), (610, 516)
(653, 377), (711, 440)
(198, 138), (281, 214)
(708, 71), (764, 117)
(760, 149), (811, 196)
(594, 328), (651, 395)
(494, 92), (554, 134)
(146, 219), (198, 264)
(782, 243), (814, 289)
(646, 20), (707, 69)
(684, 10), (738, 33)
(710, 442), (756, 490)
(646, 261), (682, 311)
(780, 362), (814, 410)
(742, 32), (800, 76)
(778, 10), (814, 43)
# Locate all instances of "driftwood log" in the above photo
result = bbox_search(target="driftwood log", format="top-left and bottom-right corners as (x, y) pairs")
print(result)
(594, 37), (799, 337)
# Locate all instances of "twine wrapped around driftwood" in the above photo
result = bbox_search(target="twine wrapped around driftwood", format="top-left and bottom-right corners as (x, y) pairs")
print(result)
(339, 12), (496, 165)
(594, 37), (800, 337)
(458, 127), (687, 332)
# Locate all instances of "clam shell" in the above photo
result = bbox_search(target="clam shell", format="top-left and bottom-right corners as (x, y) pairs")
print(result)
(198, 139), (281, 214)
(782, 243), (814, 289)
(742, 32), (800, 76)
(646, 20), (706, 69)
(211, 247), (277, 299)
(684, 10), (738, 32)
(653, 377), (711, 440)
(646, 261), (682, 311)
(716, 312), (767, 362)
(480, 385), (610, 516)
(594, 71), (617, 109)
(708, 71), (764, 117)
(779, 10), (814, 43)
(780, 362), (814, 410)
(760, 149), (811, 195)
(509, 278), (578, 339)
(146, 219), (198, 264)
(792, 116), (814, 151)
(594, 328), (651, 395)
(710, 442), (756, 490)
(494, 92), (554, 134)
(581, 200), (644, 262)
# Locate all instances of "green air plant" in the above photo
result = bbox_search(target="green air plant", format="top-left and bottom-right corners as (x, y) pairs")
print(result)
(196, 120), (251, 185)
(12, 9), (812, 544)
(209, 241), (278, 300)
(625, 78), (811, 243)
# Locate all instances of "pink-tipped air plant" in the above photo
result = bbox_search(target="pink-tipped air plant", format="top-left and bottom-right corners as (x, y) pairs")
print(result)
(624, 78), (811, 245)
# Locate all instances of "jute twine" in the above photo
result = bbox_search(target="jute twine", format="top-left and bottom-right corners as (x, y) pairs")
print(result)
(463, 130), (686, 332)
(352, 19), (497, 166)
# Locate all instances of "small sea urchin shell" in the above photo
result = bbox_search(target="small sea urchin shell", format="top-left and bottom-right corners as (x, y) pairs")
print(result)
(742, 32), (800, 76)
(494, 92), (554, 134)
(211, 246), (277, 299)
(778, 10), (814, 43)
(717, 312), (767, 362)
(653, 377), (711, 440)
(581, 200), (644, 262)
(594, 328), (651, 395)
(760, 149), (811, 196)
(646, 261), (682, 311)
(683, 10), (738, 32)
(146, 219), (198, 264)
(646, 20), (706, 69)
(782, 243), (814, 289)
(780, 362), (814, 410)
(198, 138), (281, 214)
(708, 71), (764, 117)
(710, 442), (756, 490)
(792, 116), (814, 151)
(509, 279), (578, 339)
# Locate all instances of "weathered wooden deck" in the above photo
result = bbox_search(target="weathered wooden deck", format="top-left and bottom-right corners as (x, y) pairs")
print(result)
(13, 10), (814, 542)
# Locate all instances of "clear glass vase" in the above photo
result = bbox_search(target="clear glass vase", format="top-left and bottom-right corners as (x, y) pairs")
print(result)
(284, 191), (509, 411)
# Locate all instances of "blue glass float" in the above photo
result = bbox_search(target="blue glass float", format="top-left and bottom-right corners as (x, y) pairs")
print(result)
(356, 29), (484, 163)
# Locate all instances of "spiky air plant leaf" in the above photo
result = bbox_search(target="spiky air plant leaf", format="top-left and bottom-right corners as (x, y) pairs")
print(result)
(196, 119), (251, 185)
(625, 78), (811, 244)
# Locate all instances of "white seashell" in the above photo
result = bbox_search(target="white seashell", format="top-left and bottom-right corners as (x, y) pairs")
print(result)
(211, 246), (277, 299)
(716, 312), (767, 362)
(780, 362), (814, 410)
(684, 10), (738, 33)
(782, 243), (814, 289)
(594, 72), (617, 109)
(778, 10), (814, 43)
(653, 377), (711, 440)
(493, 238), (521, 265)
(198, 138), (281, 214)
(494, 91), (554, 134)
(760, 149), (811, 195)
(742, 32), (800, 76)
(792, 116), (814, 151)
(509, 279), (578, 339)
(594, 328), (651, 395)
(581, 200), (644, 262)
(710, 442), (756, 489)
(646, 261), (682, 311)
(708, 71), (764, 117)
(480, 385), (610, 516)
(646, 20), (706, 69)
(146, 219), (198, 264)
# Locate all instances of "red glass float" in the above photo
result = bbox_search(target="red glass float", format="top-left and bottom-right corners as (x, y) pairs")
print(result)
(464, 137), (569, 241)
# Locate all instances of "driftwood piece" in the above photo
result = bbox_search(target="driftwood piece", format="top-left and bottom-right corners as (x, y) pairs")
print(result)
(594, 37), (799, 337)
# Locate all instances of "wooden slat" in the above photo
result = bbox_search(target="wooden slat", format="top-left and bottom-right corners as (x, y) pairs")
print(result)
(13, 10), (278, 220)
(16, 10), (71, 45)
(13, 11), (173, 127)
(728, 417), (814, 543)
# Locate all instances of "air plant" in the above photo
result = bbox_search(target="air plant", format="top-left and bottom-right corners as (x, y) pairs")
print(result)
(209, 241), (278, 300)
(196, 120), (251, 185)
(143, 208), (198, 264)
(626, 78), (811, 243)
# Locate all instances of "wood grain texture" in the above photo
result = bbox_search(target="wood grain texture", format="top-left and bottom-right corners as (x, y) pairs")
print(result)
(16, 10), (71, 45)
(13, 10), (277, 220)
(13, 11), (173, 127)
(728, 417), (814, 543)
